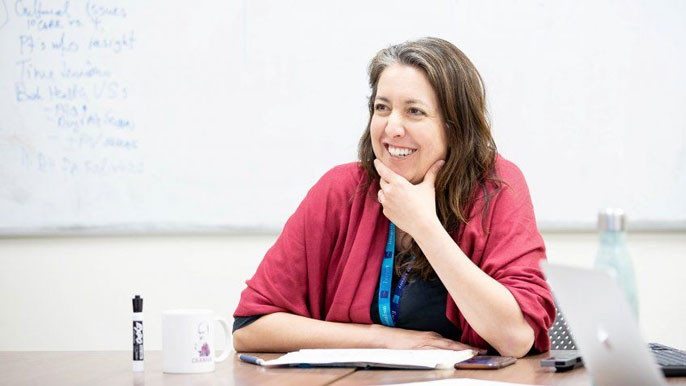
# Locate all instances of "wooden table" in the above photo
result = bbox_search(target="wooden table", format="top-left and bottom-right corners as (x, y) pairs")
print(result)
(0, 352), (353, 386)
(1, 351), (685, 386)
(332, 353), (581, 386)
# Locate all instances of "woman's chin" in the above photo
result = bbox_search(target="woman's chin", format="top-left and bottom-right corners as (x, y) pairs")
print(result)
(402, 170), (424, 184)
(396, 169), (418, 183)
(386, 164), (407, 179)
(380, 159), (419, 182)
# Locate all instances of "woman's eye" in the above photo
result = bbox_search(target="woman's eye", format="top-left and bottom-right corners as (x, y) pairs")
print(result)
(409, 108), (425, 116)
(375, 104), (388, 111)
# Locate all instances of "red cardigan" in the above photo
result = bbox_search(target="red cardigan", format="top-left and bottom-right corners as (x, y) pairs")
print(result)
(234, 156), (555, 352)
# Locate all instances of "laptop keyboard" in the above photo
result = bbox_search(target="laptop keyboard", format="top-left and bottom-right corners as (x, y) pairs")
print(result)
(543, 343), (686, 376)
(650, 343), (686, 367)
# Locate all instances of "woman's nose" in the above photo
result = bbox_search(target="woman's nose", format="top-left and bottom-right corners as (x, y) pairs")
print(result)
(385, 112), (405, 137)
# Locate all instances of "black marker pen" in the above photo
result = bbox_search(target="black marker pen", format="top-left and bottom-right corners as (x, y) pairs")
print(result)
(132, 295), (144, 372)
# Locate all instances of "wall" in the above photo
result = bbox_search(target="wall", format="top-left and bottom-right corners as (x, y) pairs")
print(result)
(0, 232), (684, 352)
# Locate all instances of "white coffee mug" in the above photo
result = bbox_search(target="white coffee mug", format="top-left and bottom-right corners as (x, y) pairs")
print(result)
(162, 309), (230, 373)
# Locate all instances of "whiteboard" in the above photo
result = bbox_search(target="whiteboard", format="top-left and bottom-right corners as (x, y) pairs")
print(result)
(1, 0), (685, 235)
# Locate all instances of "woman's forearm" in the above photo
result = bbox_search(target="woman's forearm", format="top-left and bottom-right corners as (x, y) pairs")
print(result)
(413, 220), (535, 358)
(233, 312), (386, 352)
(232, 311), (479, 353)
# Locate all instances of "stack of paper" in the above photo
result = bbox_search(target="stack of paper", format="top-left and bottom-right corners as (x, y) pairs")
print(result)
(259, 348), (475, 369)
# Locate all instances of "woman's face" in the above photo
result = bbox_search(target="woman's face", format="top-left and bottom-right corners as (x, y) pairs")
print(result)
(370, 64), (447, 184)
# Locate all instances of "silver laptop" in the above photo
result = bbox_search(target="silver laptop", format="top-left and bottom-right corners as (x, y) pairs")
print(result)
(540, 262), (666, 386)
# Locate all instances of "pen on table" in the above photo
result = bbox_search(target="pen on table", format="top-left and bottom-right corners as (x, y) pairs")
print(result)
(239, 354), (265, 366)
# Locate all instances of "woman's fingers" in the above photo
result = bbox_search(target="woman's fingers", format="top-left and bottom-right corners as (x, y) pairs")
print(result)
(379, 178), (390, 190)
(377, 179), (392, 205)
(423, 336), (487, 353)
(374, 159), (406, 185)
(455, 342), (488, 354)
(434, 339), (469, 351)
(423, 339), (459, 351)
(421, 159), (445, 187)
(381, 326), (487, 353)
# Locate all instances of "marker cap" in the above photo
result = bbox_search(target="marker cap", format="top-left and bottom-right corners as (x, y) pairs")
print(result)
(133, 295), (143, 312)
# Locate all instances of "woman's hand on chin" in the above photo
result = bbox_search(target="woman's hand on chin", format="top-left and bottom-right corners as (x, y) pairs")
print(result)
(374, 158), (445, 238)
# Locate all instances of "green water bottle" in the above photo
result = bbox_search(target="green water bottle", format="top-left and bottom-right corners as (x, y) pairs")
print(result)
(593, 208), (639, 321)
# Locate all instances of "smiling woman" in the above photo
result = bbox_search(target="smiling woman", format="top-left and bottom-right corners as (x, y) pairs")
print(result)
(232, 37), (555, 358)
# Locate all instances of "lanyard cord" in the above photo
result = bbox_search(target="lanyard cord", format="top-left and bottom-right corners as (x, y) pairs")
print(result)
(378, 222), (414, 327)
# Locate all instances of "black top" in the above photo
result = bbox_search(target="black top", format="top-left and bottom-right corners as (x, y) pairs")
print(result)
(233, 264), (461, 340)
(369, 269), (460, 340)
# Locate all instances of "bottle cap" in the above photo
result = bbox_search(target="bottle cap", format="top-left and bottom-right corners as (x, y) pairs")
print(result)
(133, 295), (143, 313)
(597, 208), (626, 231)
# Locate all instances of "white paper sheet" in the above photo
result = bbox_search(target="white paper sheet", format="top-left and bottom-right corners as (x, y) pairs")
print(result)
(262, 349), (474, 369)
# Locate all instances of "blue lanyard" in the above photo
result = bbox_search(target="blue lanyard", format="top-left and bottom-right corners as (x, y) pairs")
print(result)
(378, 222), (413, 327)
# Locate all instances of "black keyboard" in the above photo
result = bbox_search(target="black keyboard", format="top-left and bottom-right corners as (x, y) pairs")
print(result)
(542, 343), (686, 377)
(649, 342), (686, 376)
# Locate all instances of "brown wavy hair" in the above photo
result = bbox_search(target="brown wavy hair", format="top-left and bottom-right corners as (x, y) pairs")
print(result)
(358, 37), (502, 280)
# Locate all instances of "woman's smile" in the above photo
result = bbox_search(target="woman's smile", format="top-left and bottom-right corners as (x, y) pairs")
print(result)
(385, 144), (417, 159)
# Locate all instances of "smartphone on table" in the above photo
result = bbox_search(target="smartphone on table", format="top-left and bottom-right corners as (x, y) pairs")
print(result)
(454, 356), (516, 369)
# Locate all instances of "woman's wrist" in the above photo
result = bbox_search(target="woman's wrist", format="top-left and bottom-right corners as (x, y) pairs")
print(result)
(366, 324), (384, 348)
(412, 216), (445, 246)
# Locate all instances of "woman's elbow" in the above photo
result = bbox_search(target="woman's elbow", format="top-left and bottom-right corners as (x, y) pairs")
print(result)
(232, 329), (250, 352)
(495, 326), (535, 358)
(497, 340), (533, 358)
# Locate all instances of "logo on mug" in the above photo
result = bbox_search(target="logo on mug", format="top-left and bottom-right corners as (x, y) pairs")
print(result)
(192, 321), (212, 363)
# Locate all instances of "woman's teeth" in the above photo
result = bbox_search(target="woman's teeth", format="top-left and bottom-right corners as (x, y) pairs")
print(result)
(388, 145), (417, 158)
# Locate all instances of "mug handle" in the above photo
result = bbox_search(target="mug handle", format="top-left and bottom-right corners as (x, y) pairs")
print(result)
(214, 316), (231, 363)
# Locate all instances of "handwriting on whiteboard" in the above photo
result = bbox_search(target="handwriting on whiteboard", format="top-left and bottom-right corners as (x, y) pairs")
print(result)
(8, 0), (142, 177)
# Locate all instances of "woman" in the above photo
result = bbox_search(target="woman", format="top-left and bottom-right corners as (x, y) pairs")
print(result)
(233, 37), (555, 357)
